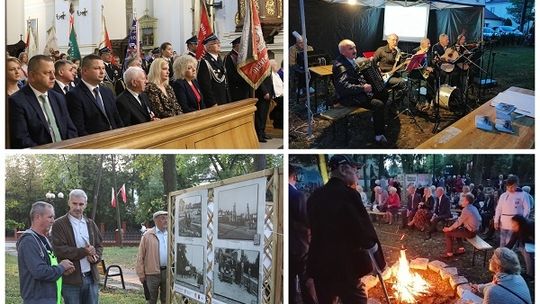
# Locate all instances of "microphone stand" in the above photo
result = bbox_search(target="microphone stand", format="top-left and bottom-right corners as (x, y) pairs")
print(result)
(432, 56), (442, 133)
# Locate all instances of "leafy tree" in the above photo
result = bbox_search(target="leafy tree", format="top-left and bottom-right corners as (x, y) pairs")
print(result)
(507, 0), (534, 26)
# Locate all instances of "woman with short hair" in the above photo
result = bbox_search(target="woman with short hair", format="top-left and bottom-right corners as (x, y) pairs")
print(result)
(145, 58), (182, 118)
(472, 247), (532, 304)
(385, 186), (400, 224)
(170, 55), (207, 113)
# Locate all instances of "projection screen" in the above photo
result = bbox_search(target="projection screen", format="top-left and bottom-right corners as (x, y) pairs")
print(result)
(383, 3), (430, 42)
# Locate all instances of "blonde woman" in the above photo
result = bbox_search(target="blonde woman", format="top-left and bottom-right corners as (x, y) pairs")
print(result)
(7, 57), (22, 96)
(171, 55), (207, 113)
(145, 58), (182, 118)
(408, 186), (435, 231)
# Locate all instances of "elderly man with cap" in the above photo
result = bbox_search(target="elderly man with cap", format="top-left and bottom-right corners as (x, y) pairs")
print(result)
(136, 210), (169, 304)
(306, 155), (386, 303)
(197, 34), (230, 106)
(494, 175), (530, 247)
(289, 31), (314, 96)
(99, 47), (120, 83)
(225, 37), (250, 102)
(185, 36), (198, 58)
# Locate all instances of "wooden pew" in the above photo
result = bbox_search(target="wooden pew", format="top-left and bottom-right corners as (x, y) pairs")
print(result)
(35, 98), (260, 149)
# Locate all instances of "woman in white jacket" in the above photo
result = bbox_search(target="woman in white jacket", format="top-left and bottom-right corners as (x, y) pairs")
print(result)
(493, 175), (530, 247)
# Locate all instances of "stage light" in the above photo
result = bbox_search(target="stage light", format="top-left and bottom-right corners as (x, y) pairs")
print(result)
(348, 0), (357, 5)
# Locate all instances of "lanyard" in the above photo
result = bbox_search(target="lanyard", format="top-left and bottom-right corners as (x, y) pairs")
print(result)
(47, 250), (62, 304)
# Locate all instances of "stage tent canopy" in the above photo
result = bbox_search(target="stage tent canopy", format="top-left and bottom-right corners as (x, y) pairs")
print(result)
(290, 0), (486, 59)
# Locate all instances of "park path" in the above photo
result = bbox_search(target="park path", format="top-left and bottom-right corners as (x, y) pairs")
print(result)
(5, 241), (143, 291)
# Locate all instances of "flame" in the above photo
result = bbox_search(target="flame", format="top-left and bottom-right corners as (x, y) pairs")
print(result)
(392, 249), (431, 303)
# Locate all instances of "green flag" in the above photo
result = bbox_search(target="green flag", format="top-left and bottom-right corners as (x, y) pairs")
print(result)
(68, 15), (81, 60)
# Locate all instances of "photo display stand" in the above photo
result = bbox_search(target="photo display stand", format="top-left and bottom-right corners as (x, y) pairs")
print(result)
(167, 168), (282, 304)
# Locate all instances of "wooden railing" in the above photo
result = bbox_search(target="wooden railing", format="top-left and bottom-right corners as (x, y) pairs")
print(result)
(35, 98), (260, 149)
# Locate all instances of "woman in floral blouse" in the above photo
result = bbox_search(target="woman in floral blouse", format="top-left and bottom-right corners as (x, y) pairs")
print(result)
(145, 58), (183, 118)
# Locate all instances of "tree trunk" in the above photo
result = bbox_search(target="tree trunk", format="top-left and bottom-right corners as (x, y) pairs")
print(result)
(91, 155), (104, 221)
(254, 155), (266, 171)
(162, 154), (177, 207)
(377, 155), (385, 178)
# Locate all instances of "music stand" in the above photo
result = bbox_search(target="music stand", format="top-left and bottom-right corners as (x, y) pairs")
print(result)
(405, 53), (427, 73)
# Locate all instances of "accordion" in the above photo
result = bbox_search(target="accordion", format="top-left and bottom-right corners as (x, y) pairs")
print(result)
(355, 58), (385, 93)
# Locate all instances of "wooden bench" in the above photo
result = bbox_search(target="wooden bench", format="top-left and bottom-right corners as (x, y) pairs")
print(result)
(367, 211), (387, 225)
(320, 106), (370, 143)
(466, 235), (493, 267)
(98, 260), (126, 289)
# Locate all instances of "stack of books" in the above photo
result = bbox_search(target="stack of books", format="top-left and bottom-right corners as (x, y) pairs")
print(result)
(494, 102), (516, 133)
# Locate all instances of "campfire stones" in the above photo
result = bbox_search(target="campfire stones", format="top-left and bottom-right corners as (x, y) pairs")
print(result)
(449, 276), (468, 289)
(427, 260), (447, 273)
(440, 267), (458, 280)
(456, 283), (473, 297)
(410, 258), (429, 270)
(458, 290), (484, 303)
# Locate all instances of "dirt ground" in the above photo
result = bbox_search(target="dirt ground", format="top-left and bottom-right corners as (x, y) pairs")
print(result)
(289, 85), (503, 149)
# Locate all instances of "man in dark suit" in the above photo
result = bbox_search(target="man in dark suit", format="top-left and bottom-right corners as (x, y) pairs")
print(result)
(254, 75), (274, 142)
(289, 165), (317, 304)
(307, 155), (385, 303)
(333, 39), (389, 144)
(53, 59), (76, 95)
(197, 34), (230, 105)
(9, 55), (78, 148)
(185, 36), (197, 58)
(225, 37), (250, 102)
(66, 54), (123, 136)
(401, 183), (422, 228)
(116, 66), (157, 126)
(426, 186), (453, 239)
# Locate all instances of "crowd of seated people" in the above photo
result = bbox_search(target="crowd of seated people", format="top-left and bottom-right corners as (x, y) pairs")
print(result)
(6, 35), (283, 148)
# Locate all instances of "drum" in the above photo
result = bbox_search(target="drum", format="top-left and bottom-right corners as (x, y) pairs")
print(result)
(438, 85), (461, 112)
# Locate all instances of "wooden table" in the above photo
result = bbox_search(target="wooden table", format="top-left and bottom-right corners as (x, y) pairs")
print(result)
(309, 65), (334, 112)
(416, 86), (534, 149)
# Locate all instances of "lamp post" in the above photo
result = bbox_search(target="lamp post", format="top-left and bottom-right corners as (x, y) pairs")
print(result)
(45, 191), (64, 204)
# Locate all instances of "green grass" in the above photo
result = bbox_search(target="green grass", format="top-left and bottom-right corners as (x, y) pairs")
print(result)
(102, 246), (139, 270)
(485, 45), (535, 90)
(5, 251), (146, 304)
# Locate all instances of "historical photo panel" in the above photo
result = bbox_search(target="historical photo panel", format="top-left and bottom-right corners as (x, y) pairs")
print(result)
(217, 184), (259, 240)
(177, 195), (203, 238)
(214, 248), (260, 304)
(175, 244), (205, 290)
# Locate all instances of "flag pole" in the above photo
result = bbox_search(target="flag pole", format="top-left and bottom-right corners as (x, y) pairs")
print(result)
(299, 0), (313, 137)
(112, 155), (123, 248)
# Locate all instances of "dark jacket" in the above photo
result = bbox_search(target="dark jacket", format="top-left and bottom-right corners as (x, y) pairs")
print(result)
(332, 54), (369, 106)
(9, 85), (78, 148)
(66, 82), (124, 136)
(373, 45), (401, 73)
(51, 214), (103, 286)
(16, 229), (65, 304)
(307, 177), (385, 281)
(506, 219), (535, 249)
(170, 79), (206, 113)
(224, 50), (250, 102)
(407, 192), (422, 212)
(197, 53), (229, 106)
(115, 90), (153, 126)
(290, 184), (309, 257)
(433, 194), (452, 218)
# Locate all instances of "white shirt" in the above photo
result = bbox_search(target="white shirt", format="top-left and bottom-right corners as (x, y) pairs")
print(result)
(156, 228), (168, 267)
(126, 88), (143, 107)
(81, 79), (103, 104)
(271, 71), (283, 98)
(494, 191), (530, 230)
(68, 214), (92, 273)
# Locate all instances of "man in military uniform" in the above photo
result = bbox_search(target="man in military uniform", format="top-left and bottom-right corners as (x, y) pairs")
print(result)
(99, 47), (120, 83)
(185, 36), (197, 58)
(197, 34), (230, 106)
(225, 37), (250, 102)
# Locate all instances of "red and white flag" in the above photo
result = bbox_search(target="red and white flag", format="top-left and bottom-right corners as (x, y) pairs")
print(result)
(111, 187), (116, 208)
(100, 9), (117, 65)
(196, 0), (213, 60)
(118, 184), (127, 204)
(237, 0), (271, 89)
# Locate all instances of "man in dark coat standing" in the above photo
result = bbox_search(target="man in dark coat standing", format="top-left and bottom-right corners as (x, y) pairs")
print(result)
(197, 34), (230, 105)
(225, 37), (250, 102)
(307, 155), (386, 303)
(185, 36), (197, 58)
(66, 54), (123, 136)
(9, 55), (78, 148)
(289, 165), (317, 304)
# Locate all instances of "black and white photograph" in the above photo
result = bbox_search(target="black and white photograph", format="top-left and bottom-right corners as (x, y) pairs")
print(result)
(214, 248), (260, 304)
(177, 195), (203, 238)
(217, 184), (259, 240)
(175, 244), (204, 289)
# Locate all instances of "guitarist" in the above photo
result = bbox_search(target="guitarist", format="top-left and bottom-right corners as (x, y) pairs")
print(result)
(432, 33), (452, 84)
(373, 33), (406, 107)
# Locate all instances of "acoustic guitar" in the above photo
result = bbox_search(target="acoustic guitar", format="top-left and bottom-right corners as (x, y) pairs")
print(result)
(439, 47), (459, 73)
